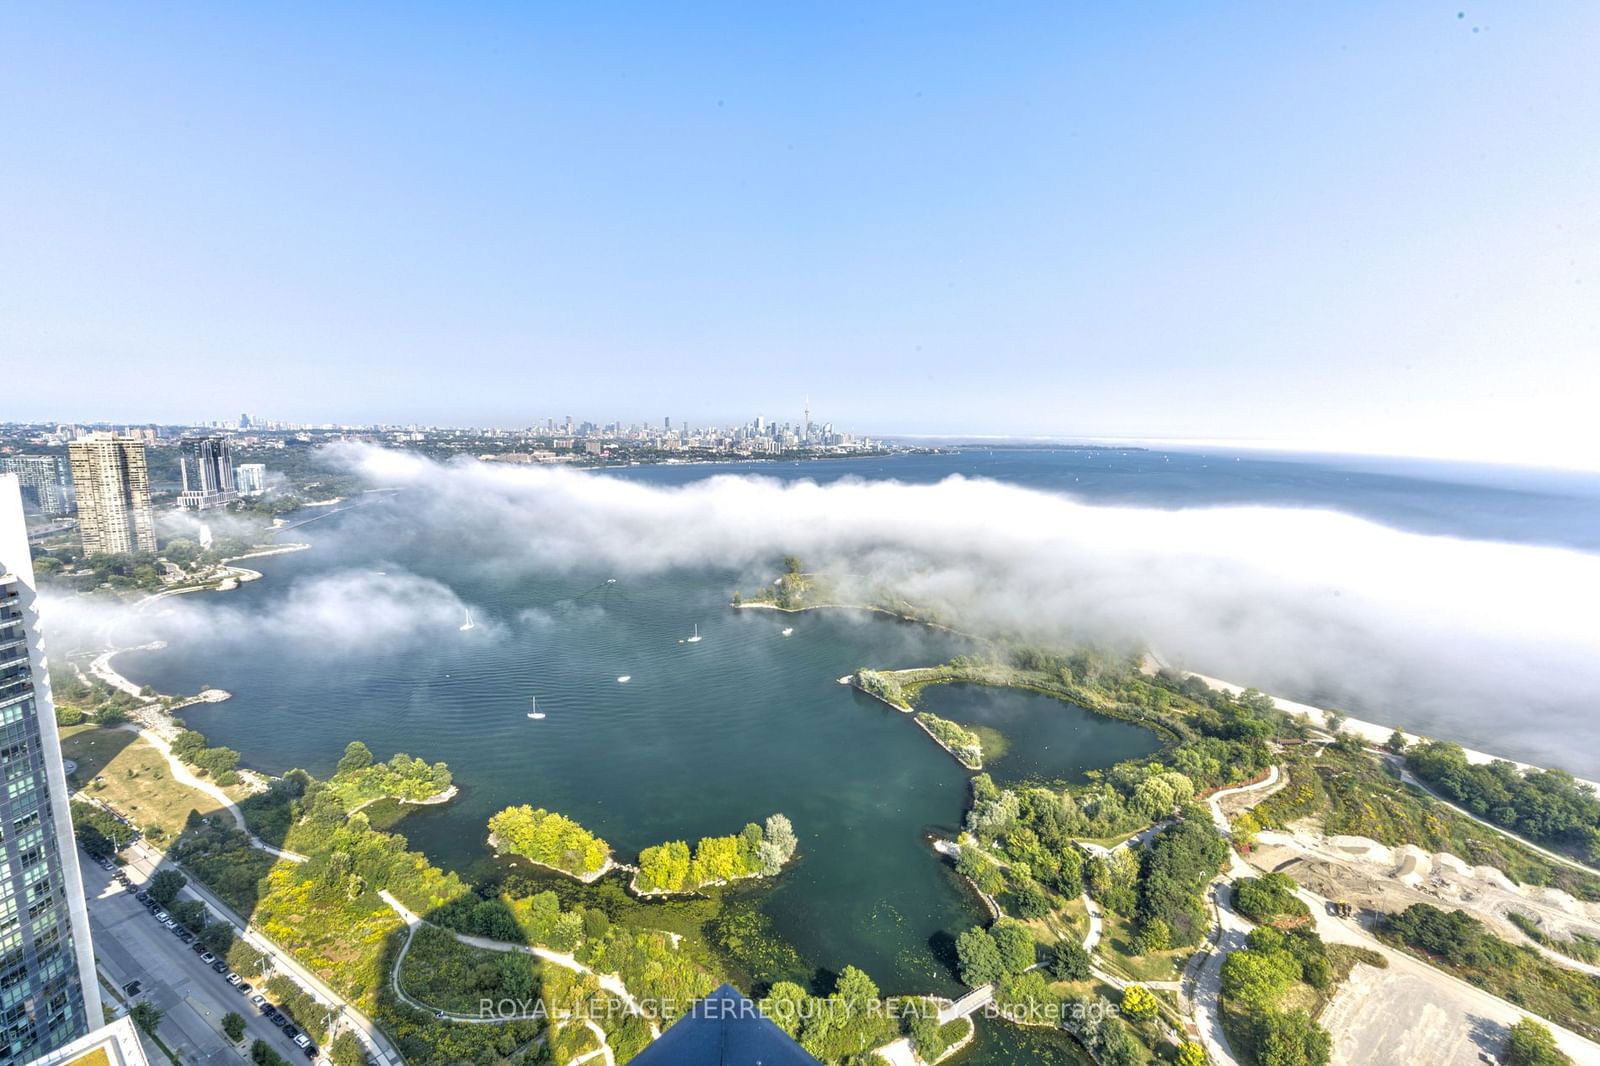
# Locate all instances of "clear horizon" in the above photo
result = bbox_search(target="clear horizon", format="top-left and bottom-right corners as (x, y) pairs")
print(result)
(6, 4), (1598, 468)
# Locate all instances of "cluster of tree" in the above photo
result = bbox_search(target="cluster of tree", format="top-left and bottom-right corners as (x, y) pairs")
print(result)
(1504, 1019), (1572, 1066)
(989, 973), (1143, 1066)
(1232, 873), (1311, 926)
(171, 728), (243, 785)
(266, 974), (330, 1044)
(954, 919), (1037, 987)
(969, 761), (1198, 843)
(853, 669), (910, 709)
(1382, 904), (1600, 1041)
(634, 813), (798, 893)
(1129, 815), (1229, 950)
(1221, 925), (1334, 1066)
(71, 800), (134, 855)
(50, 666), (140, 727)
(326, 741), (452, 806)
(758, 967), (900, 1063)
(914, 712), (983, 768)
(164, 750), (722, 1066)
(903, 1003), (966, 1064)
(487, 805), (611, 877)
(1408, 742), (1600, 862)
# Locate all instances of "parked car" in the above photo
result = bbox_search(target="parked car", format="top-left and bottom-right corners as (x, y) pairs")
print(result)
(226, 974), (242, 986)
(250, 994), (268, 1008)
(211, 961), (229, 974)
(199, 952), (217, 964)
(191, 942), (207, 955)
(236, 983), (252, 996)
(301, 1045), (318, 1061)
(255, 1001), (275, 1015)
(281, 1025), (300, 1040)
(135, 892), (151, 903)
(153, 911), (169, 922)
(162, 919), (178, 930)
(292, 1034), (311, 1049)
(176, 932), (195, 944)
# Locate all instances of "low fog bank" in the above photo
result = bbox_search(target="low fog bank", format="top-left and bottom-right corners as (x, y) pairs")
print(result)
(335, 445), (1600, 775)
(42, 569), (474, 662)
(39, 443), (1600, 777)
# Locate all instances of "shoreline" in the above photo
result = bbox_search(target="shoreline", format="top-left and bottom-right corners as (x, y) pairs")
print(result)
(486, 831), (617, 884)
(909, 714), (983, 772)
(1178, 668), (1600, 795)
(732, 599), (983, 643)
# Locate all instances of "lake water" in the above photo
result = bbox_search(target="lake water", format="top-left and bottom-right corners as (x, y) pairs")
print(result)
(915, 684), (1160, 786)
(111, 445), (1600, 1063)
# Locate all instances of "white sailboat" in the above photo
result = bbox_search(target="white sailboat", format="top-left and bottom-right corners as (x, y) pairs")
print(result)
(684, 624), (702, 644)
(459, 608), (475, 632)
(527, 696), (545, 720)
(781, 627), (794, 637)
(616, 675), (631, 683)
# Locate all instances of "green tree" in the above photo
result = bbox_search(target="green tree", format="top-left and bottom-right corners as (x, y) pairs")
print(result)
(991, 920), (1036, 975)
(1221, 949), (1298, 1008)
(1176, 1041), (1209, 1066)
(171, 899), (209, 932)
(148, 869), (187, 906)
(1385, 730), (1409, 755)
(1009, 880), (1052, 920)
(1253, 1009), (1331, 1066)
(1504, 1019), (1572, 1066)
(328, 1032), (371, 1066)
(336, 740), (374, 775)
(222, 1011), (246, 1042)
(199, 920), (235, 955)
(759, 981), (809, 1037)
(1120, 984), (1157, 1019)
(956, 926), (1004, 987)
(1049, 938), (1091, 981)
(251, 1040), (288, 1066)
(907, 1010), (950, 1061)
(130, 1001), (163, 1035)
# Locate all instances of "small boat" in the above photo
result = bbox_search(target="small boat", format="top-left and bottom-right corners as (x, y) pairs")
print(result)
(781, 627), (794, 637)
(459, 608), (475, 632)
(527, 696), (545, 720)
(684, 624), (702, 644)
(616, 675), (631, 683)
(606, 578), (617, 584)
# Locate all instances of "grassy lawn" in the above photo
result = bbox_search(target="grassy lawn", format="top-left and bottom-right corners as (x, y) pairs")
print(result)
(1096, 912), (1192, 984)
(61, 724), (229, 846)
(1021, 895), (1087, 947)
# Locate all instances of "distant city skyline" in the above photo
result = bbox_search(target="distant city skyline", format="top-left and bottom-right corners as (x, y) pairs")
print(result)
(6, 5), (1599, 469)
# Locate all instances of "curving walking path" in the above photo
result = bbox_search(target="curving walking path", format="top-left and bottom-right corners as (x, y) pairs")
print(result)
(1181, 764), (1288, 1066)
(379, 890), (659, 1051)
(116, 723), (309, 863)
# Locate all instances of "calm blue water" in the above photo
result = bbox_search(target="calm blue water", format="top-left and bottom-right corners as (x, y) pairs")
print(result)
(111, 445), (1600, 1064)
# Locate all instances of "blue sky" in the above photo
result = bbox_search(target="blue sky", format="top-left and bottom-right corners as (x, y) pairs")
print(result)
(5, 4), (1597, 464)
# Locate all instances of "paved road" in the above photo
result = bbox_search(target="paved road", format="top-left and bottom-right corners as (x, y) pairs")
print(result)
(114, 837), (400, 1066)
(82, 853), (310, 1065)
(1297, 885), (1600, 1065)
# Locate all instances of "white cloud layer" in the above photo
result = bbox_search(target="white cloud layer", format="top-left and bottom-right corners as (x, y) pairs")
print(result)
(333, 444), (1600, 771)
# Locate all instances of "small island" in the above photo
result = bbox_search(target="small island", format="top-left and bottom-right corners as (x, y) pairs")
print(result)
(634, 813), (799, 895)
(327, 741), (456, 810)
(914, 713), (984, 771)
(487, 804), (614, 880)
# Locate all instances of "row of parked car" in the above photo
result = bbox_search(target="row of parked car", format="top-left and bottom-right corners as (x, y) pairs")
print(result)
(111, 864), (321, 1060)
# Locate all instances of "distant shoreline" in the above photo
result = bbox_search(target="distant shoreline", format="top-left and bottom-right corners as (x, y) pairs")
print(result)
(1177, 668), (1600, 794)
